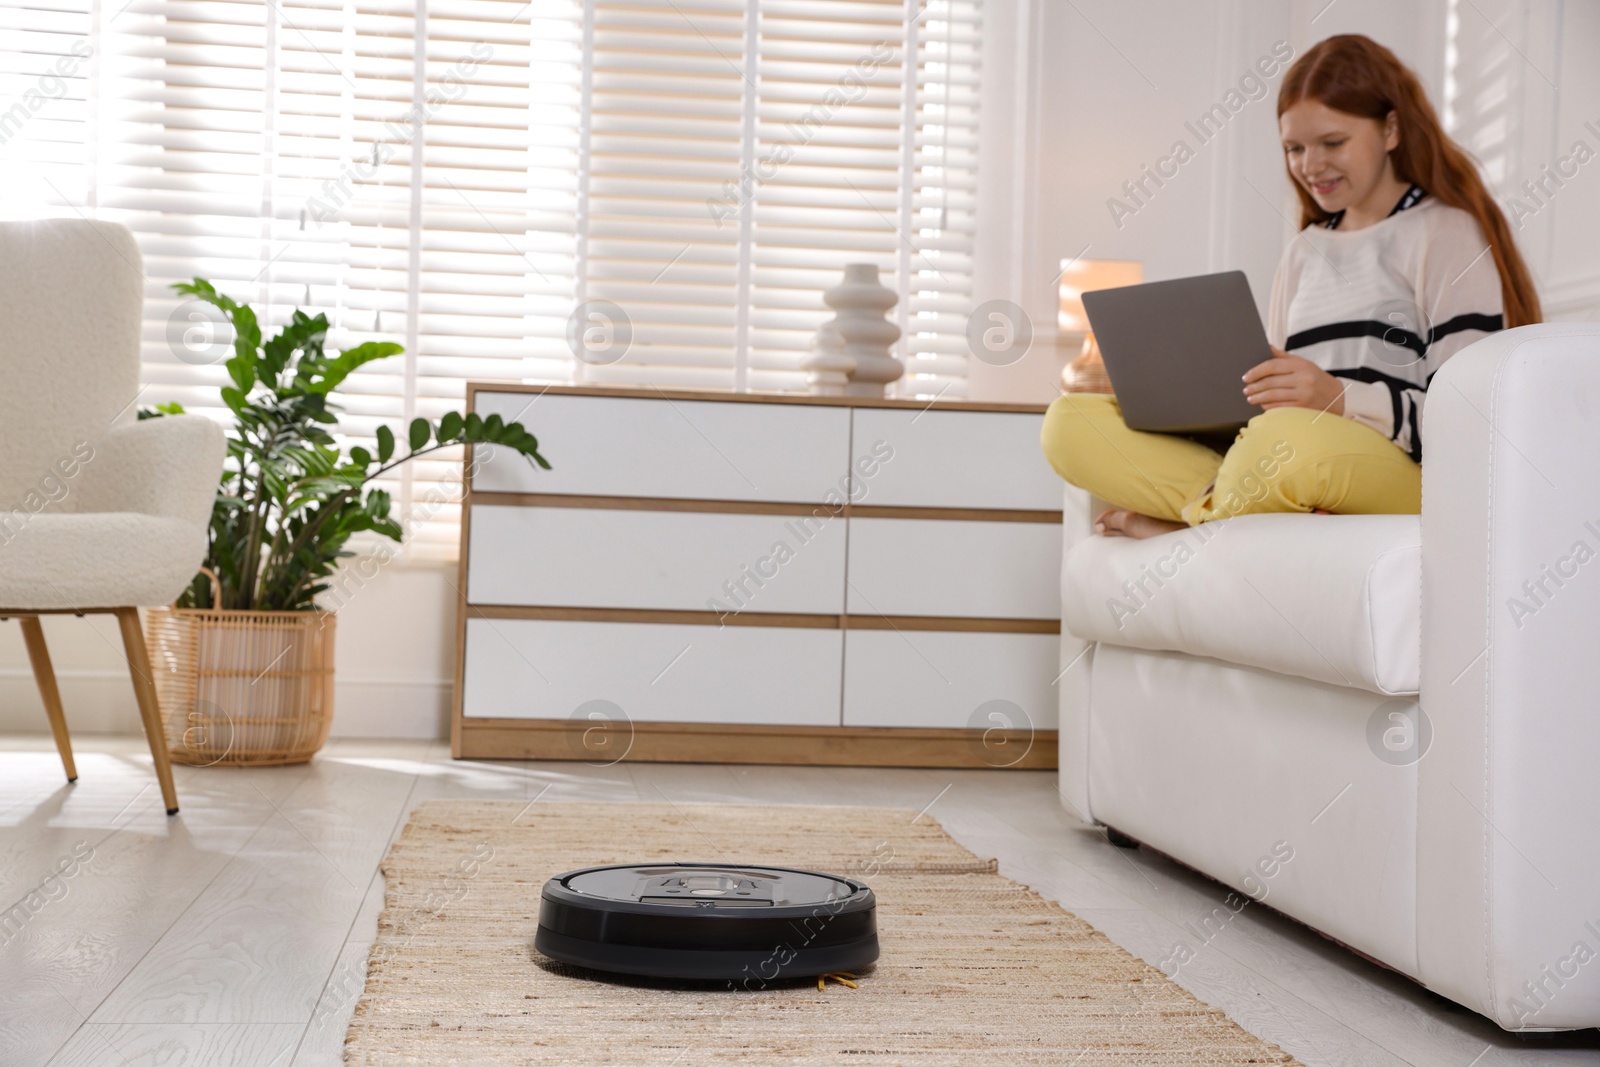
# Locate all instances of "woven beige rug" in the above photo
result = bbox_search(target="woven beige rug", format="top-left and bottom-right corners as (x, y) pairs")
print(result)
(344, 800), (1299, 1065)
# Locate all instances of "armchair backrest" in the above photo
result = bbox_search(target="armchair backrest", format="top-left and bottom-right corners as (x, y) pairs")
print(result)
(0, 219), (144, 509)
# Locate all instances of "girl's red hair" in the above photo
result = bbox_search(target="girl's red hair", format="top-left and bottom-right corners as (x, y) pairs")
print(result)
(1278, 35), (1541, 327)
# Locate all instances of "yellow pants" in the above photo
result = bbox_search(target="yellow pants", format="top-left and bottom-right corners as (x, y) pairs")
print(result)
(1040, 393), (1421, 525)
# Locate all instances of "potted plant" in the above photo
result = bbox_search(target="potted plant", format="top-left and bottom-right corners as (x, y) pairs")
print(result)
(143, 279), (549, 766)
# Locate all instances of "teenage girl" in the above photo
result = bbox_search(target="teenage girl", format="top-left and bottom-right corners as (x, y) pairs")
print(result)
(1041, 34), (1541, 539)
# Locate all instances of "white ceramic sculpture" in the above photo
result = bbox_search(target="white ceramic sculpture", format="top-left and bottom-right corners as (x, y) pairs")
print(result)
(800, 320), (852, 395)
(822, 263), (902, 396)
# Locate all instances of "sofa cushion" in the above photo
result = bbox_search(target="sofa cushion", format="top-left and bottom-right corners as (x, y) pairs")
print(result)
(1062, 514), (1419, 695)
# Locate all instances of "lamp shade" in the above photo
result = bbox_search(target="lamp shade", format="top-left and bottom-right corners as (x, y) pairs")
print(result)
(1059, 259), (1143, 334)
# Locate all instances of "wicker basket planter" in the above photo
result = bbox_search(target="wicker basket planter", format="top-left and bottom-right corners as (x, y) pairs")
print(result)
(146, 589), (336, 766)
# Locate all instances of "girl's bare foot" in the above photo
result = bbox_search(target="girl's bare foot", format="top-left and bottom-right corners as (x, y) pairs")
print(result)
(1093, 507), (1186, 540)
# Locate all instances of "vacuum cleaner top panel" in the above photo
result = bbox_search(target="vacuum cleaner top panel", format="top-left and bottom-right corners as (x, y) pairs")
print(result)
(563, 864), (855, 910)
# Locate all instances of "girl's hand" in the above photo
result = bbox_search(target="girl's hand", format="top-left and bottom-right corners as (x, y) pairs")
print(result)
(1242, 346), (1345, 414)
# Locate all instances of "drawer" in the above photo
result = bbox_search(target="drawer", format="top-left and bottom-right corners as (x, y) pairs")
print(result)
(841, 630), (1060, 732)
(851, 408), (1060, 510)
(461, 618), (842, 726)
(468, 504), (846, 614)
(845, 518), (1061, 619)
(472, 392), (851, 503)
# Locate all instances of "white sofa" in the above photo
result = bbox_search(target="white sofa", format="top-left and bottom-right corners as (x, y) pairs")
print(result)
(1055, 324), (1600, 1031)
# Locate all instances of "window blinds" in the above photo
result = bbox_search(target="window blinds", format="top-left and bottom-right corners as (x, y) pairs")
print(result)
(0, 0), (93, 211)
(1, 0), (982, 559)
(1441, 0), (1518, 189)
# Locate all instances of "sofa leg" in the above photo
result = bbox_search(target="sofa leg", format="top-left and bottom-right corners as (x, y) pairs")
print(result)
(1104, 826), (1139, 849)
(115, 608), (179, 816)
(20, 617), (77, 783)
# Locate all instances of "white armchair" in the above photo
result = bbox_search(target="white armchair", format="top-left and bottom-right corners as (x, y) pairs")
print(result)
(0, 219), (225, 815)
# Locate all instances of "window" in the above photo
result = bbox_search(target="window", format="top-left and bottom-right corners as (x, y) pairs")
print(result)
(1, 0), (982, 558)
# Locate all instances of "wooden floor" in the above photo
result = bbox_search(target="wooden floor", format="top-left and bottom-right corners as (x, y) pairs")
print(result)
(1, 736), (1595, 1067)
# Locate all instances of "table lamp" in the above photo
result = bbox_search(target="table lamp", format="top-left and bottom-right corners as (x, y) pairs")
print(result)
(1059, 259), (1142, 394)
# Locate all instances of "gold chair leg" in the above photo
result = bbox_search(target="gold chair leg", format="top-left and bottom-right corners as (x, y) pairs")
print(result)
(115, 607), (180, 815)
(19, 616), (77, 783)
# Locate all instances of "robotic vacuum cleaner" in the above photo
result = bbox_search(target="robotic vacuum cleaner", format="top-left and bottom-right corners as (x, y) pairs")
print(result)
(535, 863), (878, 980)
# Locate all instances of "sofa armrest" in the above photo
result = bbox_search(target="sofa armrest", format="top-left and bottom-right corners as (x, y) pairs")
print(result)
(1057, 481), (1096, 826)
(73, 415), (226, 530)
(1418, 324), (1600, 1029)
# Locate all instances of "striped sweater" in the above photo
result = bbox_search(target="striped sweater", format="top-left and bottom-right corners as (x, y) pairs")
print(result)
(1266, 188), (1504, 461)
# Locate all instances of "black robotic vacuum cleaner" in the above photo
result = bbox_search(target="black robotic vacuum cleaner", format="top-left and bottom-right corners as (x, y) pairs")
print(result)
(535, 863), (878, 981)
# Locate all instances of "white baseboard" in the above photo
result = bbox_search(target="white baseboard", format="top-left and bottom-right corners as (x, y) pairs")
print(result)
(0, 669), (450, 740)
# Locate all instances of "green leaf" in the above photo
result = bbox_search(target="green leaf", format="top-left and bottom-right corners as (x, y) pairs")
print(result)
(364, 487), (392, 518)
(226, 354), (256, 394)
(294, 473), (365, 496)
(230, 304), (261, 362)
(408, 417), (430, 452)
(439, 411), (463, 441)
(158, 401), (186, 415)
(261, 312), (323, 386)
(283, 445), (336, 478)
(172, 281), (260, 369)
(172, 278), (220, 302)
(349, 446), (371, 469)
(312, 445), (340, 476)
(483, 412), (504, 438)
(261, 467), (288, 503)
(300, 340), (403, 396)
(464, 412), (483, 442)
(221, 386), (246, 414)
(376, 425), (395, 463)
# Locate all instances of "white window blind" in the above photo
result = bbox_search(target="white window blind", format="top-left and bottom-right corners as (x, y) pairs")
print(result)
(1, 0), (982, 560)
(0, 0), (93, 208)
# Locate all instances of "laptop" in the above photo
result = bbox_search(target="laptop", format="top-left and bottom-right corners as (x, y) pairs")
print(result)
(1080, 270), (1269, 434)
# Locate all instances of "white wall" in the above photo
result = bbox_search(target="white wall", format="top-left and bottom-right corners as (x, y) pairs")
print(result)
(5, 0), (1595, 741)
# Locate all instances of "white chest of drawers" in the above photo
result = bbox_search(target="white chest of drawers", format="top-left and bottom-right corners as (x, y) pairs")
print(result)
(451, 385), (1063, 768)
